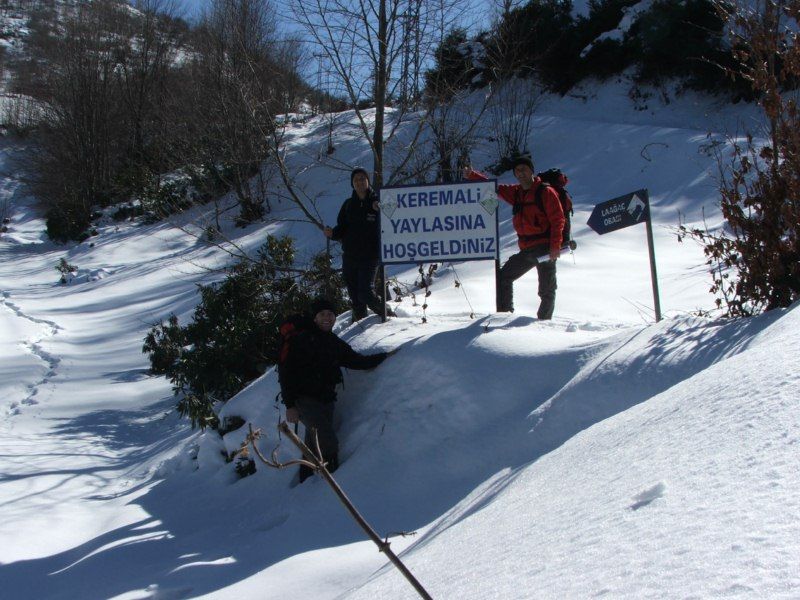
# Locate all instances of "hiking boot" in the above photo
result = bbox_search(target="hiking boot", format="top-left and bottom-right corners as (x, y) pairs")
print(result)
(298, 464), (314, 483)
(326, 453), (339, 473)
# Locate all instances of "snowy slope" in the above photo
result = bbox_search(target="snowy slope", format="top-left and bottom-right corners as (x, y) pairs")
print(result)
(343, 308), (800, 599)
(0, 83), (797, 599)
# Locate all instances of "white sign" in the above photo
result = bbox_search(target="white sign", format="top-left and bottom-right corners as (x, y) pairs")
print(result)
(379, 180), (499, 264)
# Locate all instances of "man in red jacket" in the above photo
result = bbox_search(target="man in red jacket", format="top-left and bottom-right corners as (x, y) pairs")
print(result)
(465, 156), (565, 319)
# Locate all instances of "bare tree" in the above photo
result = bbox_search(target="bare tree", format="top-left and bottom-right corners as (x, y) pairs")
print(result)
(481, 0), (564, 171)
(115, 0), (187, 183)
(487, 73), (543, 169)
(678, 0), (800, 315)
(25, 0), (128, 239)
(178, 0), (310, 226)
(422, 27), (492, 182)
(292, 0), (463, 187)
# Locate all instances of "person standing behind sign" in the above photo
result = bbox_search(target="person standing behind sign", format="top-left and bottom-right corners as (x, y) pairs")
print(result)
(324, 167), (387, 322)
(464, 156), (565, 319)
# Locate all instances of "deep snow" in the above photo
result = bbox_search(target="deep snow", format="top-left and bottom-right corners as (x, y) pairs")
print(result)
(0, 82), (797, 599)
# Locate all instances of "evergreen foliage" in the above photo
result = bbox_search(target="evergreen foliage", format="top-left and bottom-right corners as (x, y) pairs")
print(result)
(628, 0), (733, 91)
(424, 28), (478, 99)
(45, 202), (94, 243)
(143, 235), (348, 428)
(485, 0), (575, 85)
(572, 0), (641, 83)
(426, 0), (745, 97)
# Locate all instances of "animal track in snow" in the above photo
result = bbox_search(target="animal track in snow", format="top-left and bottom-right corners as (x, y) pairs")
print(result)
(1, 292), (62, 414)
(629, 482), (666, 511)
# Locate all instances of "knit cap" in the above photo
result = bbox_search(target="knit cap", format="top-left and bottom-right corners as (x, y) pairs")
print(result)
(511, 155), (534, 171)
(310, 297), (336, 317)
(350, 167), (369, 187)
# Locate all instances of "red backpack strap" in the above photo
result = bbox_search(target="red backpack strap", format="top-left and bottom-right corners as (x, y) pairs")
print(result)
(278, 323), (297, 364)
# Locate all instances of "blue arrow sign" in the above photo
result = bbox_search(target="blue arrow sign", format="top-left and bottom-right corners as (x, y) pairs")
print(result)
(587, 189), (650, 235)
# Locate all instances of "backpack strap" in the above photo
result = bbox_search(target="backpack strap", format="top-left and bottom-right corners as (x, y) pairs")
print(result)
(517, 183), (575, 245)
(535, 182), (574, 217)
(534, 182), (550, 212)
(512, 185), (539, 215)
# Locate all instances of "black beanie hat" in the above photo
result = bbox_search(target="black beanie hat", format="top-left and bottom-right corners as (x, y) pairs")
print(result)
(310, 297), (336, 317)
(511, 155), (534, 172)
(350, 167), (369, 187)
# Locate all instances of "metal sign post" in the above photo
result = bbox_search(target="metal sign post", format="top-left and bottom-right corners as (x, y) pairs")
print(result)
(587, 188), (662, 322)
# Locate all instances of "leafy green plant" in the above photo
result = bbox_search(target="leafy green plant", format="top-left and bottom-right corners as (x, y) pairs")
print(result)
(55, 257), (78, 284)
(143, 235), (347, 428)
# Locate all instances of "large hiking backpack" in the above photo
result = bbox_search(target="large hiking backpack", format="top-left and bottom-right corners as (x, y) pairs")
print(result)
(511, 168), (575, 249)
(536, 168), (574, 243)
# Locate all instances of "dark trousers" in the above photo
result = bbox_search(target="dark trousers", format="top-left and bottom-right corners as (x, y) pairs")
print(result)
(342, 256), (381, 320)
(295, 396), (339, 482)
(498, 247), (557, 319)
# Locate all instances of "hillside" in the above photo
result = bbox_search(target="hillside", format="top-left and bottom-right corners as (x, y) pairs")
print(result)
(1, 81), (797, 600)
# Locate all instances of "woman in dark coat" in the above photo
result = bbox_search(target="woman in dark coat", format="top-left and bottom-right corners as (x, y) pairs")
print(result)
(324, 168), (384, 321)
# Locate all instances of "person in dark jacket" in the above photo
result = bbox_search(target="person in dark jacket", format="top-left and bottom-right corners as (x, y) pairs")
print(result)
(465, 156), (566, 319)
(280, 297), (396, 482)
(324, 167), (385, 321)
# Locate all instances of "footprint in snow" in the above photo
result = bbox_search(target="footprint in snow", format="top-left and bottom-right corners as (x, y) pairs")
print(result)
(629, 482), (666, 511)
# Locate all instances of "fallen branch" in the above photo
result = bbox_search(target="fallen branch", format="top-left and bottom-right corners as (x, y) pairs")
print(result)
(243, 422), (434, 600)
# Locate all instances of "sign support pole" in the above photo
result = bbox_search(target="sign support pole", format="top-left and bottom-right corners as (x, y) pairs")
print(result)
(643, 190), (662, 322)
(379, 265), (387, 323)
(494, 258), (501, 312)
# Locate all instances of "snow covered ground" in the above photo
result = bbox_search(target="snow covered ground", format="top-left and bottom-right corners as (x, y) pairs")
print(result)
(0, 83), (797, 599)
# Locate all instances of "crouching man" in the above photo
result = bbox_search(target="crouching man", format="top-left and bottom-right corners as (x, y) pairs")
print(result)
(279, 298), (396, 483)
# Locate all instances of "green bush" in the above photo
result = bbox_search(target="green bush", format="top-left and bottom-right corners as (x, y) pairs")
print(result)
(45, 202), (92, 243)
(424, 0), (750, 97)
(628, 0), (735, 92)
(424, 28), (480, 98)
(142, 315), (185, 374)
(143, 235), (347, 429)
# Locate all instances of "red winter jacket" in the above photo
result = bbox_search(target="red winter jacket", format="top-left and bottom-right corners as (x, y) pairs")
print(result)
(467, 169), (565, 254)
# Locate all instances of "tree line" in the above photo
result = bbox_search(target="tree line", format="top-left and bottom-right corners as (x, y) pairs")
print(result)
(5, 0), (308, 241)
(3, 0), (762, 244)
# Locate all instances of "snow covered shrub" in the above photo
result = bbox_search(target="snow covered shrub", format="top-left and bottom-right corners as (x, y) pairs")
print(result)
(679, 0), (800, 316)
(144, 235), (347, 429)
(144, 178), (195, 219)
(55, 258), (78, 284)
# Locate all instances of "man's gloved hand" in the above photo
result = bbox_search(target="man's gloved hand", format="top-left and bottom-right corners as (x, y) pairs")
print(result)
(286, 407), (300, 424)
